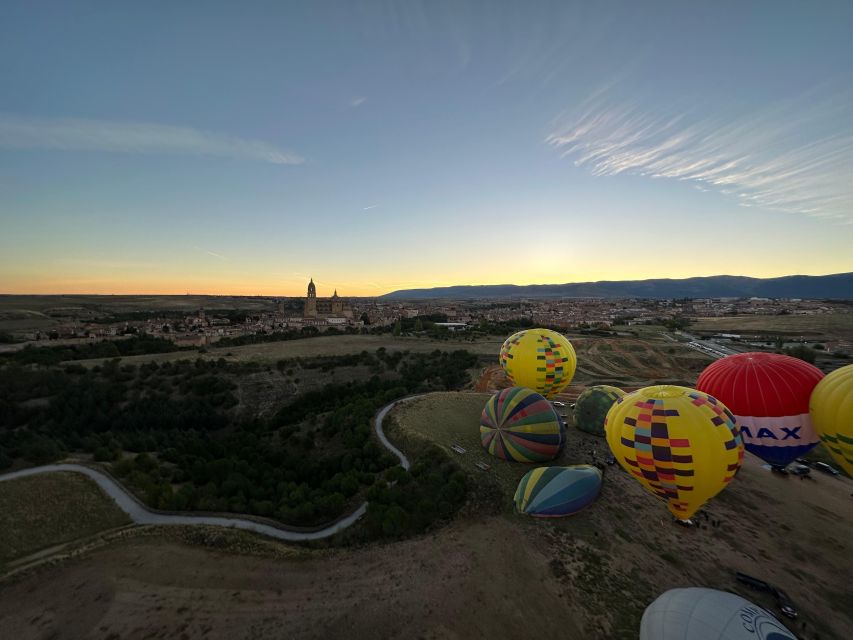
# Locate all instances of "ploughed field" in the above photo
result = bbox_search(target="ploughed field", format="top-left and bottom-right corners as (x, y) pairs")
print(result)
(475, 336), (715, 398)
(0, 472), (130, 567)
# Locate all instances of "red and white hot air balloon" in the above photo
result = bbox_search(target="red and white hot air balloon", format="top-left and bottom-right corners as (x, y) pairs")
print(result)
(696, 352), (824, 468)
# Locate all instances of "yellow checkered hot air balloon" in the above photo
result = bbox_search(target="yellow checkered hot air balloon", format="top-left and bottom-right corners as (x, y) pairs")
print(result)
(809, 364), (853, 476)
(604, 385), (744, 521)
(499, 328), (576, 399)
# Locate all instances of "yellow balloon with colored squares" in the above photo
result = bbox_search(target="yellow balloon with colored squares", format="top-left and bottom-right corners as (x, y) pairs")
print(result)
(499, 329), (577, 399)
(605, 385), (744, 521)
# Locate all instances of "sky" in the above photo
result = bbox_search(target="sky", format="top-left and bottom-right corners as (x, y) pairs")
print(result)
(1, 1), (852, 296)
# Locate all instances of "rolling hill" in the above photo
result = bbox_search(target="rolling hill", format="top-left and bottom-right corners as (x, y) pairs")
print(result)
(381, 272), (853, 300)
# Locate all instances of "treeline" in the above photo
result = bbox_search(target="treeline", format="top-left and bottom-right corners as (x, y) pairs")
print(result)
(0, 334), (188, 366)
(0, 348), (478, 531)
(363, 445), (466, 539)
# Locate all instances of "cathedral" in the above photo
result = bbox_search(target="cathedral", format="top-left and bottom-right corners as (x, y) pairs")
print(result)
(303, 278), (353, 320)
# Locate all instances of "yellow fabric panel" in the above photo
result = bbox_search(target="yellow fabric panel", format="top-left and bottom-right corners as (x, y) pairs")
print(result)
(809, 364), (853, 476)
(604, 385), (743, 520)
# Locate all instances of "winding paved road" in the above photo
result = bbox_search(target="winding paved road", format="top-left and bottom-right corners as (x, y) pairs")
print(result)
(0, 396), (418, 542)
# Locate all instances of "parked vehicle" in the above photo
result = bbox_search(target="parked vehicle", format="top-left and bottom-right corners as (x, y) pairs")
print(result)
(773, 589), (798, 619)
(790, 464), (810, 476)
(735, 572), (798, 619)
(814, 462), (840, 476)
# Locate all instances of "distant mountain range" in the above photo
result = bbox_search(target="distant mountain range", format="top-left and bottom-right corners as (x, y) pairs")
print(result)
(381, 272), (853, 300)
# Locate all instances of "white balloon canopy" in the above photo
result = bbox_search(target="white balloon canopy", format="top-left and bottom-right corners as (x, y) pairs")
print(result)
(640, 588), (796, 640)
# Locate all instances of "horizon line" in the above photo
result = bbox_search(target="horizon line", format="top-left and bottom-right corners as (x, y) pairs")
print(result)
(1, 269), (851, 298)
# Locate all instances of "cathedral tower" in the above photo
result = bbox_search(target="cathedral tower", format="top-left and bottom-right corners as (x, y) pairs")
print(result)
(304, 277), (318, 317)
(331, 289), (343, 315)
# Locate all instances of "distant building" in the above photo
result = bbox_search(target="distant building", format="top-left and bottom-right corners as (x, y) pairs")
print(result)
(303, 278), (353, 319)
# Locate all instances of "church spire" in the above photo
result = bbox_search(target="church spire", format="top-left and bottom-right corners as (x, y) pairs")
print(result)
(307, 277), (316, 298)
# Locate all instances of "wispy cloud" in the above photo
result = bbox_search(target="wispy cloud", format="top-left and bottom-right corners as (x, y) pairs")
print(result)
(0, 113), (304, 165)
(363, 204), (378, 211)
(194, 246), (228, 260)
(350, 96), (367, 108)
(547, 88), (853, 223)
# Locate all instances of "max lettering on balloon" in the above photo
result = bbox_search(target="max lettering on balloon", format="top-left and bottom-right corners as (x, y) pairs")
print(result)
(738, 425), (802, 440)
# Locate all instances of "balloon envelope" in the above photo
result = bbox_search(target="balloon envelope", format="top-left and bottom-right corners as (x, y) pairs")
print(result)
(574, 385), (625, 436)
(697, 352), (824, 467)
(809, 363), (853, 476)
(514, 465), (602, 517)
(480, 387), (563, 462)
(640, 588), (796, 640)
(499, 329), (576, 398)
(605, 385), (744, 520)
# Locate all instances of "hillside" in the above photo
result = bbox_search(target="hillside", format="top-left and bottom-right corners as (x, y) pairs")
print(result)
(381, 272), (853, 300)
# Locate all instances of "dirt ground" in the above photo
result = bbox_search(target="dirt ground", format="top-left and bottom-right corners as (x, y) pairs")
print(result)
(0, 516), (579, 640)
(393, 393), (853, 640)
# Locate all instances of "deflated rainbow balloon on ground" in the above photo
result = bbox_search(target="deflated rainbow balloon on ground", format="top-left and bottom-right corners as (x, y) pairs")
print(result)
(514, 465), (602, 517)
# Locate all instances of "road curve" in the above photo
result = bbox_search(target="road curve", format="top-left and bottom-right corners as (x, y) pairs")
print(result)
(0, 395), (420, 542)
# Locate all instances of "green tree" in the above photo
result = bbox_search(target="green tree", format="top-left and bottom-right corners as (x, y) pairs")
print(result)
(392, 319), (402, 336)
(782, 345), (816, 364)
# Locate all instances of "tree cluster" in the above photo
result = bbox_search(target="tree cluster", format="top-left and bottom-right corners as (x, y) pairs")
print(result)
(0, 347), (477, 533)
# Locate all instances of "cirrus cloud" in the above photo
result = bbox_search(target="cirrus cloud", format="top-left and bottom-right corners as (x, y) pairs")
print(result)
(0, 113), (304, 165)
(547, 88), (853, 223)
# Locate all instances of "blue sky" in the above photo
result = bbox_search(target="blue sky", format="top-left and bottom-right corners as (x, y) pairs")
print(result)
(1, 1), (851, 295)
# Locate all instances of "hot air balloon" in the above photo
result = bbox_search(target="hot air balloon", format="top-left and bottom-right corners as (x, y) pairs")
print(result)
(696, 352), (824, 468)
(574, 385), (625, 436)
(499, 329), (576, 399)
(640, 588), (796, 640)
(604, 385), (743, 520)
(480, 387), (563, 462)
(514, 465), (602, 517)
(809, 363), (853, 476)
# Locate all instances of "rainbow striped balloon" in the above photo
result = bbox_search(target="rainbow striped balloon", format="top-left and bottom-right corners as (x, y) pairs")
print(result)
(480, 387), (563, 462)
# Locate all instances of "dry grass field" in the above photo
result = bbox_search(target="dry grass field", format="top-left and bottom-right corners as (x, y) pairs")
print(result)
(391, 392), (853, 639)
(68, 334), (504, 367)
(0, 517), (579, 640)
(0, 473), (130, 567)
(691, 312), (853, 341)
(0, 294), (275, 314)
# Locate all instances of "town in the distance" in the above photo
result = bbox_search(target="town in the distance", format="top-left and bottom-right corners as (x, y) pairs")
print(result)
(4, 277), (852, 363)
